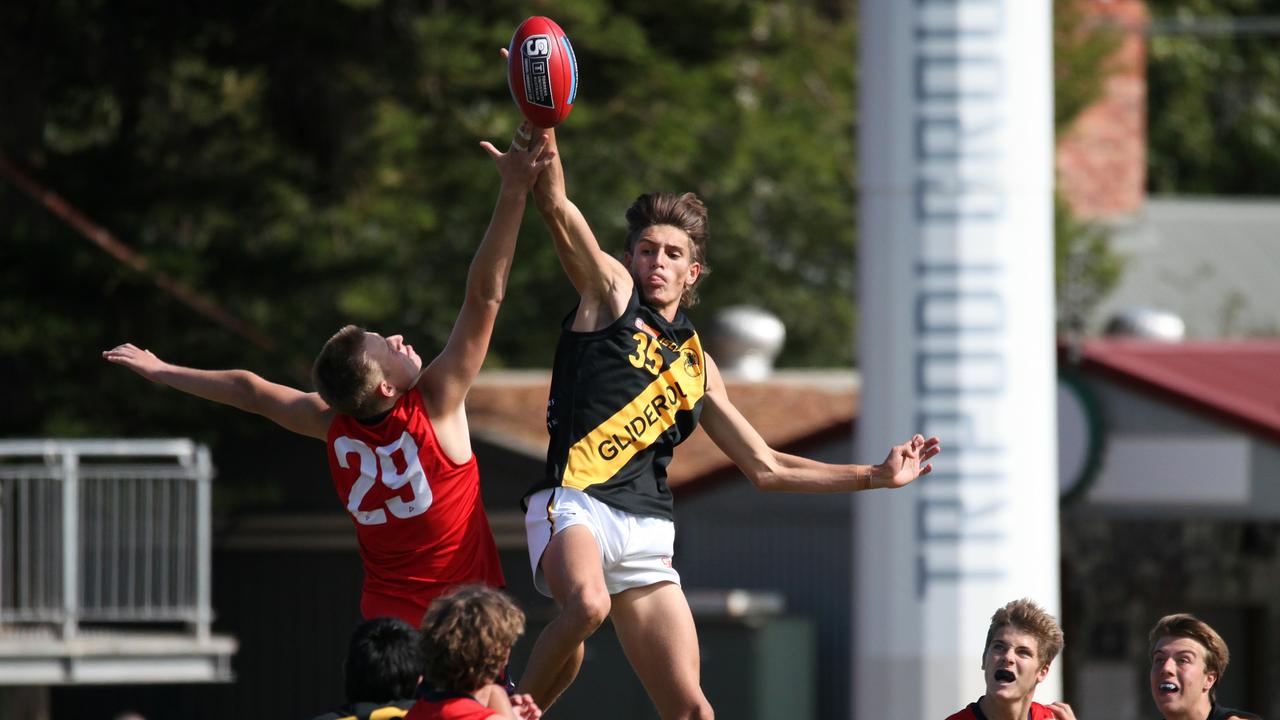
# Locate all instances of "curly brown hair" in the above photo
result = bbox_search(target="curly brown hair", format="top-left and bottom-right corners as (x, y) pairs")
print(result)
(984, 598), (1065, 666)
(624, 192), (712, 308)
(312, 324), (385, 417)
(419, 585), (525, 693)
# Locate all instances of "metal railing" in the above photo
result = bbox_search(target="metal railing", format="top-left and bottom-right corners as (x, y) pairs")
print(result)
(0, 439), (213, 641)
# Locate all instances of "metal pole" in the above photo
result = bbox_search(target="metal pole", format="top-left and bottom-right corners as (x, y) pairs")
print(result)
(60, 450), (79, 640)
(194, 445), (212, 642)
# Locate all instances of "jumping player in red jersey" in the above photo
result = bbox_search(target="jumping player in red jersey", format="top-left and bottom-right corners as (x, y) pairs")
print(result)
(103, 123), (555, 626)
(944, 599), (1076, 720)
(408, 585), (541, 720)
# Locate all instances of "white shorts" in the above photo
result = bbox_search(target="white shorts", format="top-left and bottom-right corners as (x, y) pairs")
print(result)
(525, 487), (681, 597)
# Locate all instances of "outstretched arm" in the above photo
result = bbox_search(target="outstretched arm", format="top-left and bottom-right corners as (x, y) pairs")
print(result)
(498, 46), (629, 332)
(530, 127), (633, 332)
(102, 343), (332, 440)
(418, 125), (555, 416)
(699, 354), (940, 492)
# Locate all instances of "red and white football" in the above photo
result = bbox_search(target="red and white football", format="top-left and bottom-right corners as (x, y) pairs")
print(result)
(507, 16), (578, 129)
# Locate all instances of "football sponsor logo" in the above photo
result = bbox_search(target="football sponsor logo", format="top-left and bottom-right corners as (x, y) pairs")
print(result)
(595, 381), (691, 461)
(520, 34), (555, 109)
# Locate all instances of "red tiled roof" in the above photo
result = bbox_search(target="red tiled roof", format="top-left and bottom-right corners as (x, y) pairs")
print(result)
(466, 371), (858, 490)
(1069, 338), (1280, 443)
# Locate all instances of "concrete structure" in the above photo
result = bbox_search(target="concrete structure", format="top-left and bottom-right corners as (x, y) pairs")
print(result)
(1091, 198), (1280, 338)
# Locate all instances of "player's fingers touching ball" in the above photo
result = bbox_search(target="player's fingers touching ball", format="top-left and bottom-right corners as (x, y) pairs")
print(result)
(507, 16), (578, 129)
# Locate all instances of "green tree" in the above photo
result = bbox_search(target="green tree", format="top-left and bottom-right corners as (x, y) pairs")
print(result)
(1146, 0), (1280, 194)
(0, 0), (859, 445)
(1, 0), (1144, 442)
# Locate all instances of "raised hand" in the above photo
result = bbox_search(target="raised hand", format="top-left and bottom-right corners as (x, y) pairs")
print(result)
(480, 121), (555, 191)
(508, 693), (543, 720)
(874, 434), (941, 489)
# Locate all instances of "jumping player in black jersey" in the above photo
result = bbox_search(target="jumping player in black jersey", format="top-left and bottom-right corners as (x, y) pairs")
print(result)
(514, 125), (941, 718)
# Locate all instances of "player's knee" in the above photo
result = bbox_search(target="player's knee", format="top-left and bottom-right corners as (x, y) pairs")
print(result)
(562, 588), (610, 631)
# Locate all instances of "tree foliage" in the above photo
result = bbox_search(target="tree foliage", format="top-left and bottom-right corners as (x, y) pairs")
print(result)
(1, 0), (857, 441)
(2, 0), (1142, 441)
(1146, 0), (1280, 194)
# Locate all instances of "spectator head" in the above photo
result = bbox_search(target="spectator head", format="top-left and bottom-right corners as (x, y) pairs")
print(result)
(1149, 613), (1230, 714)
(419, 585), (525, 693)
(345, 616), (422, 702)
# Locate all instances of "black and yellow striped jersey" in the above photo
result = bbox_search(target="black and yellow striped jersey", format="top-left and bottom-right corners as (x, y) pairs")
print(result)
(309, 698), (414, 720)
(525, 289), (707, 520)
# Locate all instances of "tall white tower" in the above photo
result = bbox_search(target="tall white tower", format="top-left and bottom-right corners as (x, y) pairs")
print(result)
(853, 1), (1061, 717)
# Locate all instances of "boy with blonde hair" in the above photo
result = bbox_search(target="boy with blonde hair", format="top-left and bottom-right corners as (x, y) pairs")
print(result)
(945, 598), (1075, 720)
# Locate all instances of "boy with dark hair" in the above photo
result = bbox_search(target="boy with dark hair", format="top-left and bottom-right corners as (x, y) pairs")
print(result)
(945, 598), (1075, 720)
(408, 585), (540, 720)
(1149, 613), (1260, 720)
(312, 617), (422, 720)
(104, 125), (554, 625)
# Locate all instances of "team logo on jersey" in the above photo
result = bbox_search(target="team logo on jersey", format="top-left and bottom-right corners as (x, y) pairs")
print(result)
(681, 349), (703, 378)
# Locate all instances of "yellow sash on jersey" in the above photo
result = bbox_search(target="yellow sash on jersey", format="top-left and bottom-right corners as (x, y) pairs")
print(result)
(562, 335), (705, 491)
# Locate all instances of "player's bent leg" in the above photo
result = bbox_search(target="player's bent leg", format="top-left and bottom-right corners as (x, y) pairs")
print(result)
(610, 581), (713, 720)
(517, 525), (611, 709)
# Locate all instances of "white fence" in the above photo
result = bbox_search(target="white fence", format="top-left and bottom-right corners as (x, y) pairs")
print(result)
(0, 439), (213, 641)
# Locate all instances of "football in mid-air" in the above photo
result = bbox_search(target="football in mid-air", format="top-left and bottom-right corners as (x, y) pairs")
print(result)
(507, 16), (578, 129)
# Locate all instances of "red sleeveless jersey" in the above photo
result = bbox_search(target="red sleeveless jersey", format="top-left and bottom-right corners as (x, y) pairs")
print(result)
(946, 700), (1056, 720)
(326, 388), (504, 624)
(405, 695), (495, 720)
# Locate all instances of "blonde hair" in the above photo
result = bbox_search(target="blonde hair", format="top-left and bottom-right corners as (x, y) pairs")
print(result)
(984, 598), (1065, 666)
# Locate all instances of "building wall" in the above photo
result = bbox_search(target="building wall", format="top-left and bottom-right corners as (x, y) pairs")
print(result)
(1077, 376), (1280, 519)
(1056, 0), (1149, 220)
